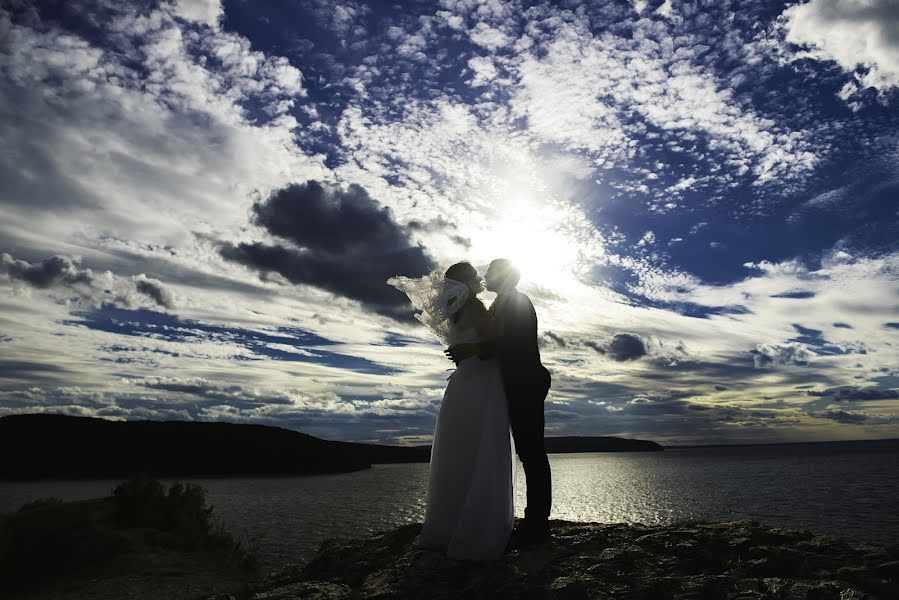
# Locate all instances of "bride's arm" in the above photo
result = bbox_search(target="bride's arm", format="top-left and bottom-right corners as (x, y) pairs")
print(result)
(445, 303), (494, 363)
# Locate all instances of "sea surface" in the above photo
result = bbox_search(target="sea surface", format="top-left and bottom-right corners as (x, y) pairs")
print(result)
(2, 441), (897, 571)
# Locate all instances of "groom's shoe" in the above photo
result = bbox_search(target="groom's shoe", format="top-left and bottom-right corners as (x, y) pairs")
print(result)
(509, 520), (551, 549)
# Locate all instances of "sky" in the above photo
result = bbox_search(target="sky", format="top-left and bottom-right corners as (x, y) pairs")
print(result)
(0, 0), (897, 446)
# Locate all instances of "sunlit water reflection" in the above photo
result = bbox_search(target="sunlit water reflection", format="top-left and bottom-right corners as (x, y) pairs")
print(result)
(2, 443), (896, 571)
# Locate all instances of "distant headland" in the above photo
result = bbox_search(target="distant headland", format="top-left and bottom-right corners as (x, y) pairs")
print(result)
(0, 414), (662, 480)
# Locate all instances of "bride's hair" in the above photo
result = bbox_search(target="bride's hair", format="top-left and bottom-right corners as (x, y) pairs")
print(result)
(444, 261), (486, 324)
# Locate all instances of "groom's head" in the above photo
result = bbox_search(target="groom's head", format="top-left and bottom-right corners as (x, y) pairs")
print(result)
(484, 259), (520, 292)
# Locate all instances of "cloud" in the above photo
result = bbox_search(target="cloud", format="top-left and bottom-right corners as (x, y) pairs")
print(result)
(1, 254), (93, 289)
(542, 331), (568, 348)
(166, 0), (224, 28)
(565, 332), (647, 361)
(134, 375), (293, 407)
(606, 333), (648, 361)
(811, 409), (868, 424)
(133, 274), (175, 309)
(219, 180), (436, 318)
(1, 253), (175, 309)
(468, 22), (513, 51)
(782, 0), (899, 93)
(770, 291), (815, 299)
(751, 343), (811, 368)
(506, 14), (818, 196)
(808, 386), (899, 402)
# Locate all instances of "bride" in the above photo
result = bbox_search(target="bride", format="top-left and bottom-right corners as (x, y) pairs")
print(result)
(388, 262), (515, 560)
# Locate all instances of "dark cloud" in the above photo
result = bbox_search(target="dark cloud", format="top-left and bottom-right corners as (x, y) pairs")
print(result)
(607, 333), (647, 361)
(584, 340), (605, 354)
(811, 409), (868, 424)
(406, 216), (470, 248)
(642, 353), (828, 390)
(542, 331), (567, 348)
(1, 253), (174, 308)
(770, 291), (815, 299)
(0, 359), (70, 385)
(134, 274), (175, 309)
(807, 386), (898, 401)
(544, 409), (581, 421)
(833, 322), (853, 329)
(542, 331), (649, 362)
(1, 253), (92, 288)
(791, 323), (823, 341)
(219, 180), (436, 318)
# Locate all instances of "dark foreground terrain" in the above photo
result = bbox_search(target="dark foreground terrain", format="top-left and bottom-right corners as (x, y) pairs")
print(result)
(0, 478), (254, 600)
(3, 484), (897, 600)
(253, 520), (899, 600)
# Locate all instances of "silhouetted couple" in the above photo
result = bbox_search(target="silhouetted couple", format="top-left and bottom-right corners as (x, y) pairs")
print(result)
(389, 259), (551, 560)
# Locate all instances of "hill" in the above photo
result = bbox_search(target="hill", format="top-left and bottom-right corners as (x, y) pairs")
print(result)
(544, 435), (662, 453)
(0, 414), (660, 480)
(0, 414), (369, 479)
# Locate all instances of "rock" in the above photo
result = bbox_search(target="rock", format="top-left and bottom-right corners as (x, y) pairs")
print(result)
(875, 560), (899, 579)
(252, 581), (352, 600)
(257, 520), (899, 600)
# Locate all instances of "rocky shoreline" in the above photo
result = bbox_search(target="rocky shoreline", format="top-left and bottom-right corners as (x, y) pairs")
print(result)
(251, 519), (899, 599)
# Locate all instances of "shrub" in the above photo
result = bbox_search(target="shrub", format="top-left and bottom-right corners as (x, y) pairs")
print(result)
(112, 476), (214, 549)
(109, 476), (255, 569)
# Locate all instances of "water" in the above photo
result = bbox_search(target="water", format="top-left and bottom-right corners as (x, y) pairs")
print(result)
(2, 442), (897, 571)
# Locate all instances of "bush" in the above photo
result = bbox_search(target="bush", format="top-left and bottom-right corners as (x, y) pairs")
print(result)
(112, 475), (214, 549)
(109, 476), (256, 569)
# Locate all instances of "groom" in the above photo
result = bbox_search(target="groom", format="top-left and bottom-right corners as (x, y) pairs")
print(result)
(447, 259), (553, 546)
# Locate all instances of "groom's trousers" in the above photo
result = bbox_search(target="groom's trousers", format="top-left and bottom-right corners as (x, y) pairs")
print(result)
(507, 365), (552, 524)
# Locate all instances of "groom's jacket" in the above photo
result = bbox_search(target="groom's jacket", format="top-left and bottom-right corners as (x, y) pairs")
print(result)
(486, 290), (551, 393)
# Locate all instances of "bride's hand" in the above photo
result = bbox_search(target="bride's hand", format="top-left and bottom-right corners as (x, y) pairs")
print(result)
(445, 343), (478, 364)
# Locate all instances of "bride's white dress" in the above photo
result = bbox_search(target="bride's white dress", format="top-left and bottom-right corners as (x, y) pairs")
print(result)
(419, 320), (516, 560)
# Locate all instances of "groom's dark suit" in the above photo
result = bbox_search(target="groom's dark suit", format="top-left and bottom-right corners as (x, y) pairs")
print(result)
(489, 289), (552, 525)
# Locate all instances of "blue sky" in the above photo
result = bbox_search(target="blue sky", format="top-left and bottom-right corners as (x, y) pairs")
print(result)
(0, 0), (897, 445)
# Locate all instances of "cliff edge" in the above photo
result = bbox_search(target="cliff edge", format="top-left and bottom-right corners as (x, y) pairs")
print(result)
(252, 519), (899, 599)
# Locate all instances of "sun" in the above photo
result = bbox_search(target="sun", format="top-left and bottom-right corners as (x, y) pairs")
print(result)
(467, 203), (585, 295)
(459, 152), (604, 296)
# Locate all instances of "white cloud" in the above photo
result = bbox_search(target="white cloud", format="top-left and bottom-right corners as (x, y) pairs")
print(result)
(167, 0), (224, 28)
(782, 0), (899, 93)
(0, 4), (322, 262)
(467, 55), (498, 86)
(506, 18), (818, 193)
(468, 21), (513, 50)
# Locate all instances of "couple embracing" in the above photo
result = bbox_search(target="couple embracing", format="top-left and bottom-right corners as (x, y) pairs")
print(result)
(389, 259), (552, 560)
